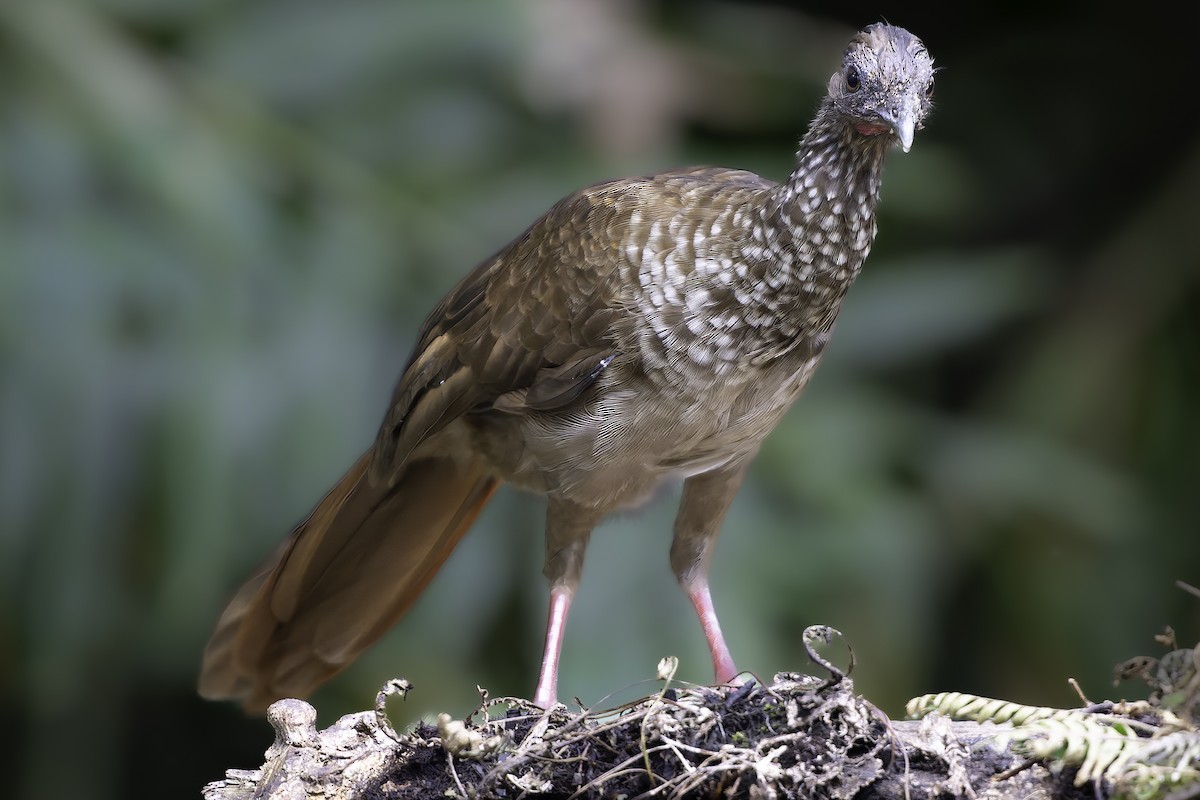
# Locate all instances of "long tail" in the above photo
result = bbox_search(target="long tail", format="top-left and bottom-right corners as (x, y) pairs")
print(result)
(198, 447), (498, 712)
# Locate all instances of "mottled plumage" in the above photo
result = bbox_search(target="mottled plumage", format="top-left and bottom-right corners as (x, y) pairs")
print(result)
(200, 23), (936, 712)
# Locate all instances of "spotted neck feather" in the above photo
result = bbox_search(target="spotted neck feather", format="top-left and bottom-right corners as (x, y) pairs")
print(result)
(744, 102), (892, 359)
(621, 101), (896, 388)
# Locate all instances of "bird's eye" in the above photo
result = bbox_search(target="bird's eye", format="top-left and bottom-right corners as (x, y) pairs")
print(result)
(924, 80), (934, 98)
(844, 67), (864, 92)
(845, 66), (861, 92)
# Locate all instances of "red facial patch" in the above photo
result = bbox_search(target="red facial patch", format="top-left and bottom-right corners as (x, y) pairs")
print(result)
(854, 122), (890, 137)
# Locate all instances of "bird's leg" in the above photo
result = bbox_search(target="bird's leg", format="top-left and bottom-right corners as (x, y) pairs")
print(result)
(533, 585), (573, 709)
(534, 498), (601, 708)
(670, 460), (752, 685)
(686, 580), (738, 684)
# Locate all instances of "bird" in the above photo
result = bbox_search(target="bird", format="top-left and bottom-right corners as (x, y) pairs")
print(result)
(199, 22), (935, 713)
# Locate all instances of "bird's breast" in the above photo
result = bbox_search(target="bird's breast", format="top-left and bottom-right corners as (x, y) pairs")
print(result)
(480, 344), (821, 511)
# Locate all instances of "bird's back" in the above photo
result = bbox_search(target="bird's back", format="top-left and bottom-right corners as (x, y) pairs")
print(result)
(386, 165), (831, 509)
(370, 165), (781, 478)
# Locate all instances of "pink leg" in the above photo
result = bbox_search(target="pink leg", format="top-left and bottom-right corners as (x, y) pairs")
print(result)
(533, 586), (573, 708)
(687, 581), (739, 684)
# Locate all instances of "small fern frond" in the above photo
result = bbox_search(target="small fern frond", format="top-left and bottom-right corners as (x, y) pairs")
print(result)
(907, 691), (1086, 726)
(908, 690), (1200, 797)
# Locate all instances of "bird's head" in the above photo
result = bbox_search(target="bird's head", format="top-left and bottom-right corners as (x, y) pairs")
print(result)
(828, 23), (935, 153)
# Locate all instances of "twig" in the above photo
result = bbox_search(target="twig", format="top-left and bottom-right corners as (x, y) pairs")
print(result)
(446, 751), (468, 799)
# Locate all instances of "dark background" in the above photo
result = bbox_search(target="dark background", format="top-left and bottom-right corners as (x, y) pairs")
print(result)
(1, 2), (1197, 798)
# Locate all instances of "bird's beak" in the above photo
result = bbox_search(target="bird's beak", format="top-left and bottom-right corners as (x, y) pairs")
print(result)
(884, 104), (917, 153)
(883, 98), (916, 153)
(894, 113), (915, 153)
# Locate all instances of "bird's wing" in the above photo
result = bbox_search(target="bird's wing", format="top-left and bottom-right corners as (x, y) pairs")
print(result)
(370, 178), (639, 480)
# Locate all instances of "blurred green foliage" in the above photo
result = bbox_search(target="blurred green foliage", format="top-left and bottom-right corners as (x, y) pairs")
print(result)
(1, 2), (1196, 798)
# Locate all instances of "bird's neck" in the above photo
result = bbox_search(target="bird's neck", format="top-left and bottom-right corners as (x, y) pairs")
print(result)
(746, 107), (891, 342)
(775, 109), (890, 229)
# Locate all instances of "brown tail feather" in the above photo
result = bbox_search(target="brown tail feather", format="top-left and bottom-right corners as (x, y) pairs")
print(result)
(198, 446), (497, 712)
